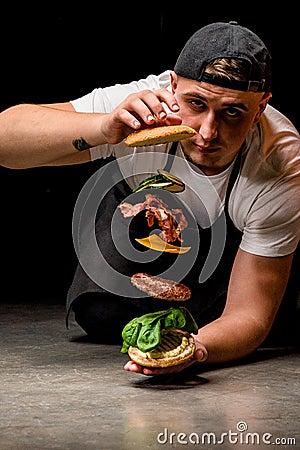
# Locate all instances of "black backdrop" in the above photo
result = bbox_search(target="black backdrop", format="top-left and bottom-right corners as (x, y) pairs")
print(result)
(1, 4), (298, 303)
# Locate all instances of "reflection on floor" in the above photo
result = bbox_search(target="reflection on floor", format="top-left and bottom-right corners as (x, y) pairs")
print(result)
(0, 302), (299, 450)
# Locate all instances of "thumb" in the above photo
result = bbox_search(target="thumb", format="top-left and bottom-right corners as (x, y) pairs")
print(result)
(193, 341), (208, 363)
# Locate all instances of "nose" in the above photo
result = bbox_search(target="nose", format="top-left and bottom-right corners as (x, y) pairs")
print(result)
(199, 113), (218, 142)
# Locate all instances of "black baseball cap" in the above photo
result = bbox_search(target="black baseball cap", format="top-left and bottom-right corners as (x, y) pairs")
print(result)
(174, 21), (272, 92)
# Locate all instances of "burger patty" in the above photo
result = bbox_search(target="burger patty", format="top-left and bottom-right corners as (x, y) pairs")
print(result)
(131, 272), (191, 301)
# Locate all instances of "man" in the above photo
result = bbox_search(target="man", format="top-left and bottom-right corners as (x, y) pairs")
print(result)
(0, 21), (299, 376)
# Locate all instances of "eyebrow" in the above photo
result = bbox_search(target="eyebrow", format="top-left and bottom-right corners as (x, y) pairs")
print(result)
(183, 92), (249, 111)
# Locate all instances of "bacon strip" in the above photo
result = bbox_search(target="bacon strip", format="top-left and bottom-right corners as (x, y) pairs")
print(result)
(119, 194), (188, 243)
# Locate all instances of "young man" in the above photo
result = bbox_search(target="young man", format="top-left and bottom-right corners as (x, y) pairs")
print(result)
(0, 21), (299, 376)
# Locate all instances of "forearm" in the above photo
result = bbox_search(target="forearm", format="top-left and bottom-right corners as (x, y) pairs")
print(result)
(195, 312), (269, 365)
(0, 89), (181, 169)
(196, 250), (294, 365)
(0, 104), (104, 168)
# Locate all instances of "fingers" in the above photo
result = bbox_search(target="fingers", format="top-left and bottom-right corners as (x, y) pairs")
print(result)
(194, 348), (208, 363)
(123, 360), (188, 376)
(100, 89), (181, 152)
(119, 89), (180, 130)
(123, 361), (145, 373)
(124, 357), (196, 377)
(193, 338), (209, 363)
(105, 88), (181, 144)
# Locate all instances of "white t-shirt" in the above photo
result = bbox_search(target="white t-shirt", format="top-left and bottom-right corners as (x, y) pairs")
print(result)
(70, 71), (300, 257)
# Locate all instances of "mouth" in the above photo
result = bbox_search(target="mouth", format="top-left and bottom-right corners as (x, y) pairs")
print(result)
(194, 143), (218, 154)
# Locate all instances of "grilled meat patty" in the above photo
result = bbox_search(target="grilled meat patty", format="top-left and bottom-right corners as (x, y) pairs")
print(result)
(131, 272), (191, 301)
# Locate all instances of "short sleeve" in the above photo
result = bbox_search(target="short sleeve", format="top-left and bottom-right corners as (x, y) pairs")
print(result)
(239, 176), (300, 256)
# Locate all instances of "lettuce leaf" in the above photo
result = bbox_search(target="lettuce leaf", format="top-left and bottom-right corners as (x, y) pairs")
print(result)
(121, 307), (198, 353)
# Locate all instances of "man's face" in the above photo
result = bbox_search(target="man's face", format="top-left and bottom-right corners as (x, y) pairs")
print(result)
(171, 74), (270, 175)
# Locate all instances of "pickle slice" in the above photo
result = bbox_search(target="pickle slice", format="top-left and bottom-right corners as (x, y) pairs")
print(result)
(132, 174), (162, 192)
(133, 170), (185, 193)
(133, 179), (173, 192)
(157, 169), (185, 187)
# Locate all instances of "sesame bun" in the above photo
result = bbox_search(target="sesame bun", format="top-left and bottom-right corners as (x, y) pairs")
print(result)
(125, 125), (196, 147)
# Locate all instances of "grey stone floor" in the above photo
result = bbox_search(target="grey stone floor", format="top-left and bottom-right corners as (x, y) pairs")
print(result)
(0, 301), (299, 450)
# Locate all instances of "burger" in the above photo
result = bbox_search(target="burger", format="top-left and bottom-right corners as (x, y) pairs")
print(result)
(121, 305), (198, 368)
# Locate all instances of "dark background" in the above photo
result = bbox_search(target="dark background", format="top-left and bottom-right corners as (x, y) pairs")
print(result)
(0, 4), (298, 303)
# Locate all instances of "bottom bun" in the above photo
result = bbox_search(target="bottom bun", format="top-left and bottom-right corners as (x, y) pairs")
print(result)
(128, 329), (195, 368)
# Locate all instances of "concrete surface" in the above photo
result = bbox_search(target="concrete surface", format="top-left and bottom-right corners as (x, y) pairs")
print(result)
(0, 301), (299, 450)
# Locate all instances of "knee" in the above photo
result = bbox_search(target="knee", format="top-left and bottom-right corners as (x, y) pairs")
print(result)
(72, 294), (124, 343)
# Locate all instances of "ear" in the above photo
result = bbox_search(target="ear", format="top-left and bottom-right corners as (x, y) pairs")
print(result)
(254, 92), (272, 123)
(170, 71), (178, 94)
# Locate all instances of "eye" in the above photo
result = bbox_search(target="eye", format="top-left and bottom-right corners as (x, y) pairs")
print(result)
(189, 99), (206, 110)
(224, 107), (242, 118)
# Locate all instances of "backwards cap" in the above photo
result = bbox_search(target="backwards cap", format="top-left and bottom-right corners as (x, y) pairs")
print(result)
(174, 21), (272, 92)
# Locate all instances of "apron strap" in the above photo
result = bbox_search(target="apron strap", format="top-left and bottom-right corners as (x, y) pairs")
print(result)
(163, 142), (179, 172)
(224, 150), (242, 209)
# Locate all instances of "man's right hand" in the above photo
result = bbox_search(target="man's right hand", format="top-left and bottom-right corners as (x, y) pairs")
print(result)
(100, 88), (182, 145)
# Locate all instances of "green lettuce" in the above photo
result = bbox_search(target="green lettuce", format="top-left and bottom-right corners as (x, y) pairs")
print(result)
(121, 307), (198, 353)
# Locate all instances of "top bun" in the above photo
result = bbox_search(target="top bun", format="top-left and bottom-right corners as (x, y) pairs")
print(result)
(125, 125), (196, 147)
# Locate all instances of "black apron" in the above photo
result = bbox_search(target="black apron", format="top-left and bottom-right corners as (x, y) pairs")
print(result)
(66, 144), (299, 343)
(67, 143), (241, 325)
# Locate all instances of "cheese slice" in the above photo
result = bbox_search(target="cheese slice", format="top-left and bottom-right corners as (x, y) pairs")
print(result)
(135, 234), (191, 254)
